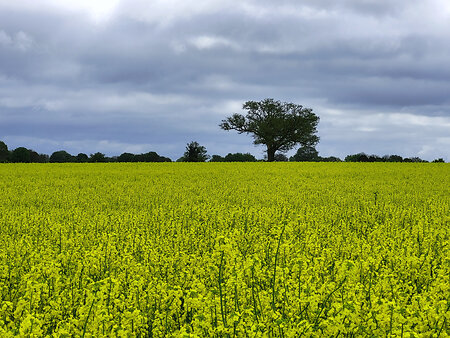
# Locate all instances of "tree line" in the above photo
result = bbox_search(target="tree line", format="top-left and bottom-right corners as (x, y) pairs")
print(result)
(0, 98), (446, 163)
(0, 142), (172, 163)
(0, 140), (444, 163)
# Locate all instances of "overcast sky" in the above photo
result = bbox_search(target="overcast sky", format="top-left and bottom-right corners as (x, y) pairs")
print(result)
(1, 0), (449, 161)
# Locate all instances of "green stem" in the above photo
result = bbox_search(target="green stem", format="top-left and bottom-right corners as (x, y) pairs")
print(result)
(219, 251), (227, 327)
(272, 222), (286, 311)
(313, 277), (347, 329)
(82, 297), (96, 338)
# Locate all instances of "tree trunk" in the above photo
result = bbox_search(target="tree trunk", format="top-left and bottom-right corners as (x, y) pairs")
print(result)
(267, 146), (276, 162)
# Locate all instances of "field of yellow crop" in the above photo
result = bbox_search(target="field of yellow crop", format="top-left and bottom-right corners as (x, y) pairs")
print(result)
(0, 163), (449, 337)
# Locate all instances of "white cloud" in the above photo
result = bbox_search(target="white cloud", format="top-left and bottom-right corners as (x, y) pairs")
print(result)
(0, 0), (119, 22)
(388, 113), (450, 128)
(189, 35), (238, 50)
(114, 0), (231, 25)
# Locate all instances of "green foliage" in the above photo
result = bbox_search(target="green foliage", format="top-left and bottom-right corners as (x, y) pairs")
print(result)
(345, 153), (370, 162)
(89, 152), (107, 163)
(117, 152), (136, 162)
(345, 153), (431, 163)
(0, 141), (9, 162)
(403, 157), (428, 163)
(224, 153), (257, 162)
(290, 145), (319, 162)
(210, 153), (258, 162)
(220, 98), (320, 161)
(136, 152), (171, 162)
(32, 151), (50, 163)
(319, 156), (342, 162)
(9, 147), (31, 163)
(50, 150), (75, 163)
(0, 163), (448, 336)
(432, 158), (445, 163)
(181, 141), (209, 162)
(76, 153), (89, 163)
(384, 154), (403, 162)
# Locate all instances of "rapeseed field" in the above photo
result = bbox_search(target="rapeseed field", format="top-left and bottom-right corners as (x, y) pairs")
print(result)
(0, 163), (448, 337)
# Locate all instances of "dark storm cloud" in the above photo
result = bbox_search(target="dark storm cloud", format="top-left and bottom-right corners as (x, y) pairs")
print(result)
(0, 0), (449, 160)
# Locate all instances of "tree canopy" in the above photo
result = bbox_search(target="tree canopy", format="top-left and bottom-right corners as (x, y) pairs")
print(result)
(220, 98), (320, 161)
(76, 153), (89, 163)
(10, 147), (31, 163)
(290, 145), (319, 162)
(224, 152), (257, 162)
(90, 152), (107, 163)
(210, 153), (258, 162)
(0, 141), (8, 163)
(180, 141), (209, 162)
(50, 150), (75, 163)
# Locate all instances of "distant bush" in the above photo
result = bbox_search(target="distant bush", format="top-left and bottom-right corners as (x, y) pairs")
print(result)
(344, 153), (428, 162)
(225, 153), (257, 162)
(403, 157), (428, 163)
(50, 150), (75, 163)
(319, 156), (342, 162)
(209, 155), (225, 162)
(432, 158), (445, 163)
(290, 145), (319, 162)
(76, 153), (89, 163)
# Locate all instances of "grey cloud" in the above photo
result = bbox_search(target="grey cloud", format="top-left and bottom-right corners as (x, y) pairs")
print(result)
(0, 1), (449, 161)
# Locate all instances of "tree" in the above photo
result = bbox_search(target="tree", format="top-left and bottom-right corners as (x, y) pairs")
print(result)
(90, 152), (107, 162)
(224, 152), (257, 162)
(118, 152), (136, 162)
(76, 153), (89, 163)
(50, 150), (74, 163)
(117, 151), (171, 162)
(182, 141), (209, 162)
(403, 157), (427, 163)
(159, 156), (172, 162)
(367, 155), (382, 162)
(138, 151), (165, 162)
(10, 147), (31, 163)
(290, 145), (319, 162)
(220, 98), (319, 162)
(319, 156), (341, 162)
(383, 154), (403, 162)
(30, 151), (49, 163)
(432, 158), (445, 163)
(0, 141), (9, 162)
(345, 153), (369, 162)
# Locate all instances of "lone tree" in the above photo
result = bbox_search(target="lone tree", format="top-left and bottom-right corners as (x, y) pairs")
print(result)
(181, 141), (209, 162)
(220, 98), (319, 162)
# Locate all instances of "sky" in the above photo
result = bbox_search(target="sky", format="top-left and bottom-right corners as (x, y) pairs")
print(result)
(1, 0), (449, 161)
